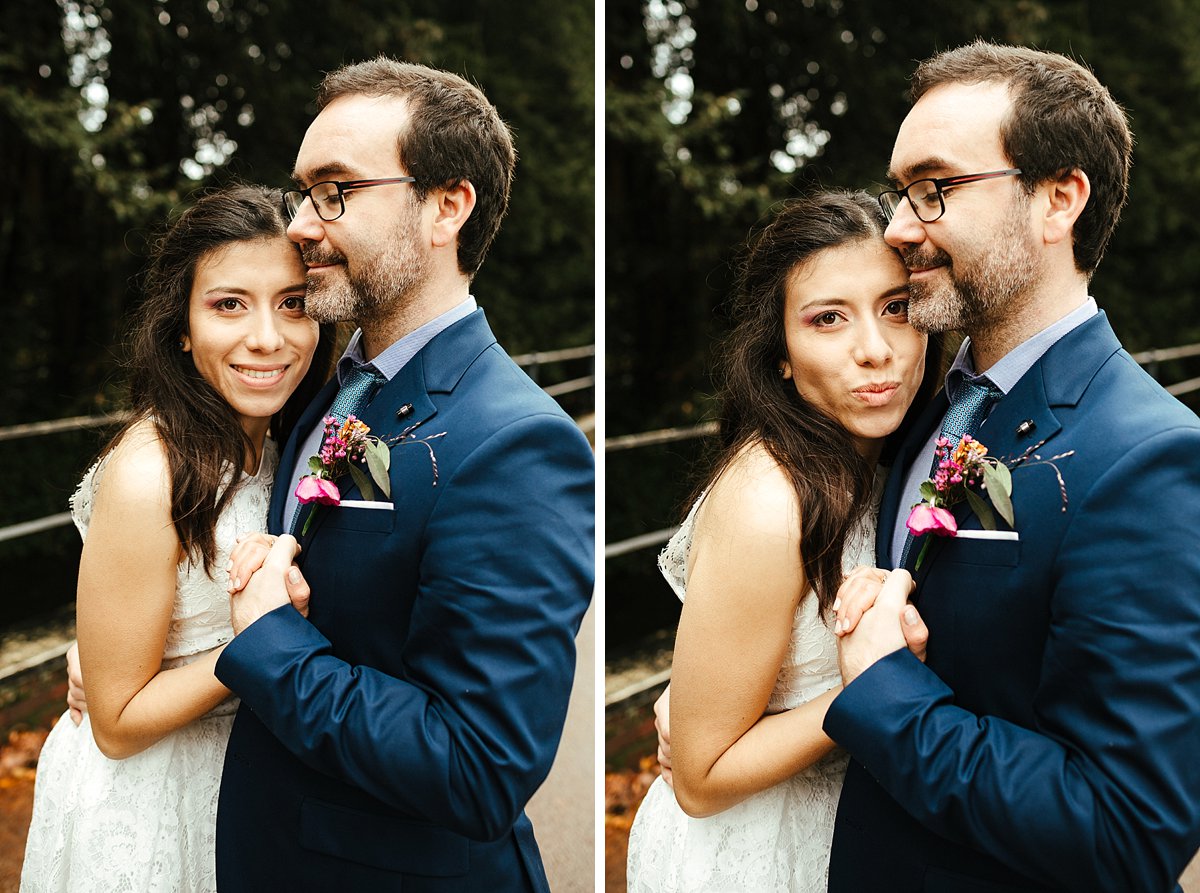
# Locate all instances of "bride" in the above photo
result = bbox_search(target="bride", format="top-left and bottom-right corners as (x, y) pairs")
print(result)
(20, 185), (331, 892)
(626, 190), (941, 891)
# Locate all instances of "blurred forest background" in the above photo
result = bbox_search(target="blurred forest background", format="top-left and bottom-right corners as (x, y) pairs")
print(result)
(0, 0), (594, 626)
(606, 0), (1200, 663)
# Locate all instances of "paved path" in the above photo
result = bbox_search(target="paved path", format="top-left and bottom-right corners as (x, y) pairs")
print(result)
(528, 599), (595, 892)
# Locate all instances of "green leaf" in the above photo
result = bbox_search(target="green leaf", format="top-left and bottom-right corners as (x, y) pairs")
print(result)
(365, 440), (392, 499)
(982, 465), (1015, 528)
(966, 487), (997, 530)
(919, 480), (937, 502)
(348, 463), (375, 501)
(307, 457), (324, 475)
(989, 460), (1013, 496)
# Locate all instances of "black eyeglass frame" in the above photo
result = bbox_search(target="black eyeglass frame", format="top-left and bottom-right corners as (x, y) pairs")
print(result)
(282, 177), (418, 222)
(878, 168), (1023, 223)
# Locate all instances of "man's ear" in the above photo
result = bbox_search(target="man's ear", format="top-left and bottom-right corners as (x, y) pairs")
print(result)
(1042, 168), (1090, 247)
(430, 180), (477, 249)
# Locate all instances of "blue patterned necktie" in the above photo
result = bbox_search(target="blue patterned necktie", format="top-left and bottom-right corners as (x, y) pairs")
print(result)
(900, 375), (1002, 565)
(290, 365), (385, 533)
(327, 365), (385, 425)
(937, 376), (1002, 451)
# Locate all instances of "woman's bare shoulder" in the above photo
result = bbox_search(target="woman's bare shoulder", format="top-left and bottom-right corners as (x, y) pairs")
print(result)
(699, 440), (800, 542)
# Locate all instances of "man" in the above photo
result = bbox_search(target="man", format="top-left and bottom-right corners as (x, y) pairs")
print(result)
(213, 58), (593, 891)
(826, 41), (1200, 892)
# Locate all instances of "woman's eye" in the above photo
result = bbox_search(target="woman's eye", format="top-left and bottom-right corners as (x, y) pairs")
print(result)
(281, 296), (306, 311)
(814, 311), (841, 327)
(217, 298), (241, 311)
(884, 299), (910, 318)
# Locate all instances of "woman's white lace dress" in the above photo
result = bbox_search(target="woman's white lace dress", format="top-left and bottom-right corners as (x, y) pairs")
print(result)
(626, 485), (879, 893)
(20, 439), (276, 893)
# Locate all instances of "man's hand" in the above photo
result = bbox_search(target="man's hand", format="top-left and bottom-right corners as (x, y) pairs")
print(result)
(66, 641), (86, 726)
(836, 569), (924, 685)
(653, 683), (673, 787)
(228, 535), (310, 633)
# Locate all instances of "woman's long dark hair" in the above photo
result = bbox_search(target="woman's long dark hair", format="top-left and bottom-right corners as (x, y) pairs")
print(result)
(103, 184), (335, 575)
(697, 190), (943, 618)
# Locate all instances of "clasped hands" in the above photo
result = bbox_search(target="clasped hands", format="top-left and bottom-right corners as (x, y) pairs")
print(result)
(225, 533), (311, 634)
(652, 567), (927, 787)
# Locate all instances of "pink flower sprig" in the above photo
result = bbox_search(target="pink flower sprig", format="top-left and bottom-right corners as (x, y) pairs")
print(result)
(294, 414), (391, 535)
(905, 435), (1014, 570)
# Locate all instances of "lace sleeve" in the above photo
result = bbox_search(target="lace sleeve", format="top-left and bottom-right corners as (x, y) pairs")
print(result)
(656, 494), (706, 603)
(69, 456), (109, 541)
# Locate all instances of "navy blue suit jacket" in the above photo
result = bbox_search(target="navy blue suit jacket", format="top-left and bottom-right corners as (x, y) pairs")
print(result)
(213, 310), (594, 891)
(825, 313), (1200, 892)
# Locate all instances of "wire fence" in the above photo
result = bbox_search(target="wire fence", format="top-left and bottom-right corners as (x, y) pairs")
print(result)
(0, 344), (594, 545)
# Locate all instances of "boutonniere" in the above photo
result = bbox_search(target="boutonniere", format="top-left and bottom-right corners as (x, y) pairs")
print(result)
(293, 416), (448, 535)
(906, 435), (1014, 570)
(906, 435), (1076, 569)
(294, 414), (392, 534)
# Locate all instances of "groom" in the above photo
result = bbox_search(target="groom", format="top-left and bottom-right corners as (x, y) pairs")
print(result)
(828, 42), (1200, 892)
(216, 58), (594, 891)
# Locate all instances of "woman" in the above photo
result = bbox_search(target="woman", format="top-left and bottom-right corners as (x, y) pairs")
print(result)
(626, 190), (942, 891)
(20, 185), (334, 892)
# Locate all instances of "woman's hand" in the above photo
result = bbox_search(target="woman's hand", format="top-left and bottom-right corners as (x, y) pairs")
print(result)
(654, 684), (673, 788)
(833, 566), (891, 636)
(227, 532), (276, 593)
(66, 641), (86, 726)
(228, 532), (309, 618)
(834, 566), (928, 661)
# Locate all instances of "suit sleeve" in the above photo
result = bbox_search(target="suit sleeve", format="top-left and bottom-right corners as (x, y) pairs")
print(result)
(825, 426), (1200, 893)
(216, 413), (595, 840)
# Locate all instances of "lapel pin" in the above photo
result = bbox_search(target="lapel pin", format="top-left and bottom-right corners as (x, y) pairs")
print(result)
(1015, 419), (1036, 437)
(395, 403), (413, 420)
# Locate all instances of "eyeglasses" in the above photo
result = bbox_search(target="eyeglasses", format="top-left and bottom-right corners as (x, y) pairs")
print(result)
(282, 177), (417, 222)
(878, 168), (1022, 223)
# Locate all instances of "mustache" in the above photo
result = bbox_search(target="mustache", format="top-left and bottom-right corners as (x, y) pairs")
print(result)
(902, 247), (951, 270)
(302, 248), (346, 267)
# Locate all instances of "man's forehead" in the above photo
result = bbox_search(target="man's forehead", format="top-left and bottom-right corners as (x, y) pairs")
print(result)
(888, 83), (1011, 182)
(292, 94), (408, 183)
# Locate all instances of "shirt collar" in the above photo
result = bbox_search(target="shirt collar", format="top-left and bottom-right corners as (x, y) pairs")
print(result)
(946, 297), (1098, 400)
(336, 296), (478, 384)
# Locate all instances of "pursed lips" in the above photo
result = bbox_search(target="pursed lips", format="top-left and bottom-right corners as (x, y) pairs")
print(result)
(852, 382), (900, 406)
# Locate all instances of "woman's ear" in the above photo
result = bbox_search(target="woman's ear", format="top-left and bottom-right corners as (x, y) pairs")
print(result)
(180, 335), (191, 353)
(780, 361), (793, 381)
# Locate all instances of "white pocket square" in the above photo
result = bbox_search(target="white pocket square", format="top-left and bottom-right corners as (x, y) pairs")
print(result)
(338, 499), (394, 511)
(955, 529), (1019, 541)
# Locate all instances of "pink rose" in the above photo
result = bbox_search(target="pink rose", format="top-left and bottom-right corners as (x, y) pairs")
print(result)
(906, 504), (958, 537)
(295, 475), (341, 506)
